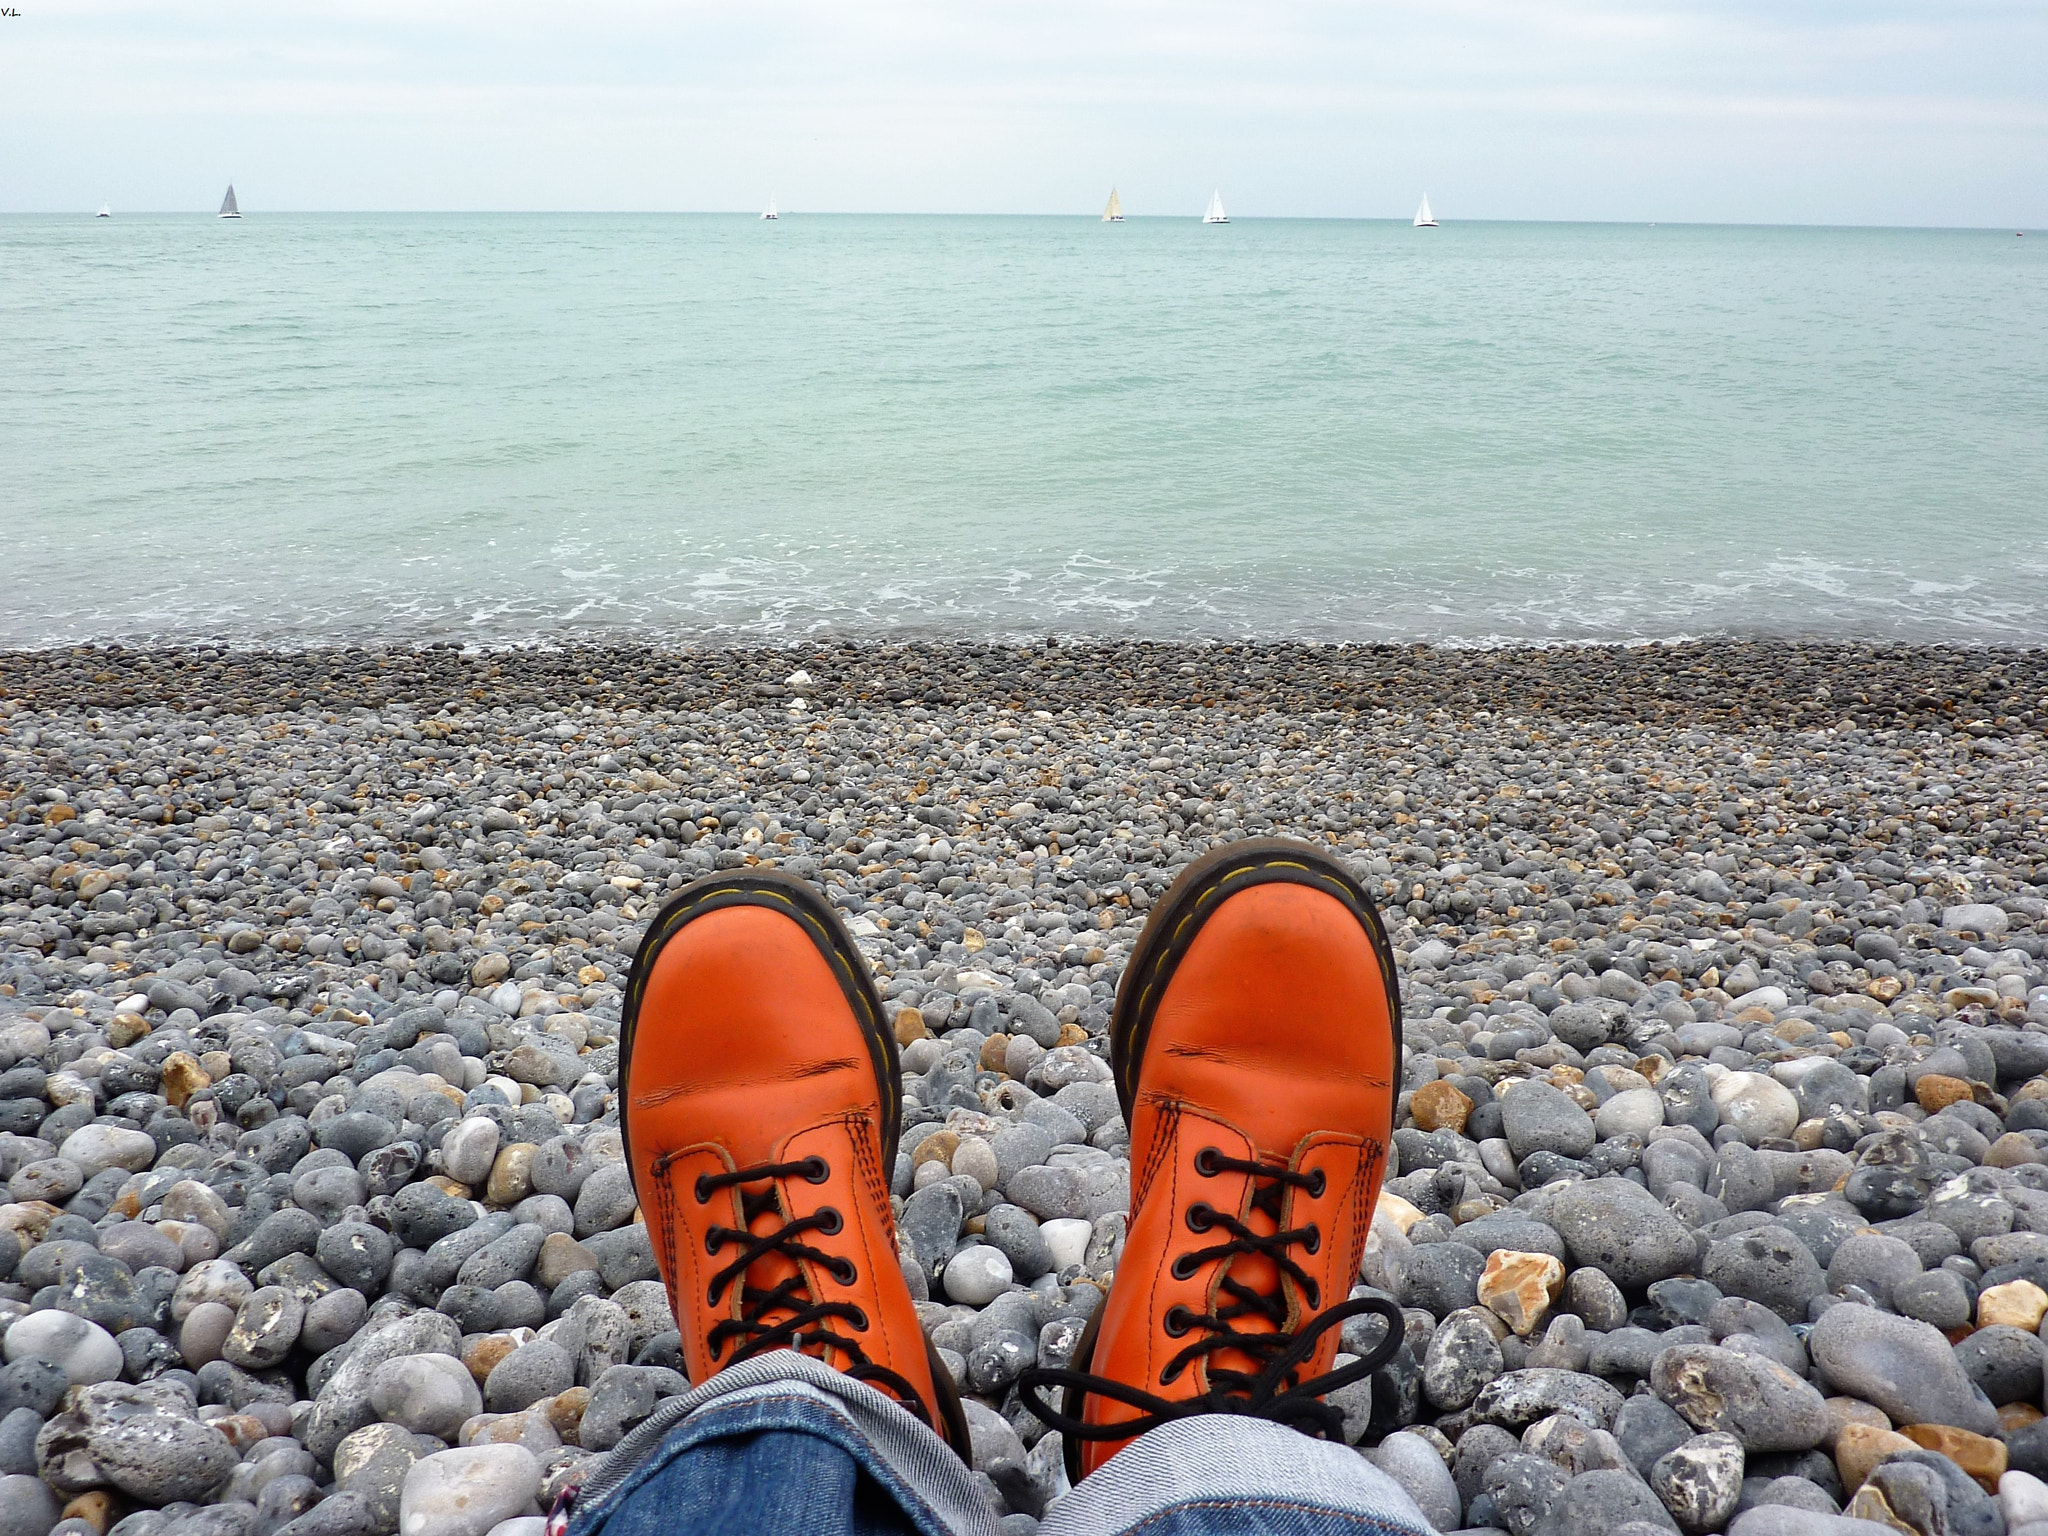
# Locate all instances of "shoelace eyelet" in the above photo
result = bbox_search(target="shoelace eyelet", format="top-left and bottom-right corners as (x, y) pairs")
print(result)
(1304, 1224), (1321, 1254)
(1170, 1253), (1200, 1281)
(1306, 1169), (1327, 1198)
(1193, 1147), (1224, 1176)
(1185, 1202), (1217, 1233)
(694, 1174), (713, 1204)
(815, 1206), (844, 1235)
(830, 1256), (858, 1284)
(802, 1156), (831, 1184)
(1164, 1304), (1194, 1338)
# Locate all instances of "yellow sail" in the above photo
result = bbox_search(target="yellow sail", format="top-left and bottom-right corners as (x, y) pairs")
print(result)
(1103, 188), (1123, 222)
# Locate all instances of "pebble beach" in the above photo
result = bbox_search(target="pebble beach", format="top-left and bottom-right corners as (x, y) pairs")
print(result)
(1, 637), (2046, 1536)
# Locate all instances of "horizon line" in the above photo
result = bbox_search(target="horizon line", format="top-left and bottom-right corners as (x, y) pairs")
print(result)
(12, 210), (2039, 233)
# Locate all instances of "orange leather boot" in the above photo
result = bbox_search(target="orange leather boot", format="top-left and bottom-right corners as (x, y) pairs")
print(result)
(1022, 839), (1407, 1480)
(620, 870), (970, 1455)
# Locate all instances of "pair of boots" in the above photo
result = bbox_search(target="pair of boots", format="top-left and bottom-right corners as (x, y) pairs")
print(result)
(617, 838), (1404, 1486)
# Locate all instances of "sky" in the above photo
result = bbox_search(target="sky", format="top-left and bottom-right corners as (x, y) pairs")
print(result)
(4, 1), (2044, 225)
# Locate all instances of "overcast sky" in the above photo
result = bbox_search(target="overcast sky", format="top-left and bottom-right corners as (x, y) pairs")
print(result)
(5, 0), (2044, 225)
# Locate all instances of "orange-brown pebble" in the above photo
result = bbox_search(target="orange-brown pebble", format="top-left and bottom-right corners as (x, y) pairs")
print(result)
(1823, 1396), (1892, 1450)
(912, 1129), (960, 1168)
(212, 1413), (271, 1451)
(1898, 1423), (2007, 1492)
(979, 1034), (1012, 1071)
(893, 1007), (928, 1045)
(2001, 1402), (2044, 1432)
(544, 1386), (591, 1446)
(1916, 1074), (1975, 1113)
(1410, 1080), (1474, 1135)
(462, 1332), (524, 1386)
(1056, 1022), (1089, 1047)
(1835, 1422), (1920, 1491)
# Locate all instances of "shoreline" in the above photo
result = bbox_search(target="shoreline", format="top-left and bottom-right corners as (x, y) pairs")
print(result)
(4, 638), (2044, 732)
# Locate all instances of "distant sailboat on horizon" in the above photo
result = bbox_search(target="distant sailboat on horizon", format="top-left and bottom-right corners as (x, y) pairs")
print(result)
(96, 203), (111, 218)
(762, 196), (777, 220)
(219, 185), (241, 219)
(1102, 187), (1123, 222)
(1414, 195), (1438, 228)
(1203, 190), (1228, 224)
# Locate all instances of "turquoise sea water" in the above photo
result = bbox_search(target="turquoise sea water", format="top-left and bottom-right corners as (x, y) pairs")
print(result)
(3, 214), (2044, 648)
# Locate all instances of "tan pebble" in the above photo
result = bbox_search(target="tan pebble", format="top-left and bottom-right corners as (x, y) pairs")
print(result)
(427, 1175), (473, 1200)
(2001, 1402), (2044, 1432)
(979, 1034), (1011, 1071)
(486, 1143), (537, 1205)
(60, 1491), (117, 1533)
(951, 1136), (999, 1192)
(1374, 1192), (1424, 1234)
(1793, 1118), (1827, 1151)
(1977, 1279), (2048, 1332)
(1985, 1133), (2043, 1169)
(1898, 1423), (2006, 1492)
(1835, 1421), (1918, 1490)
(1846, 1483), (1902, 1526)
(1476, 1250), (1565, 1337)
(912, 1129), (960, 1168)
(894, 1007), (929, 1045)
(1056, 1022), (1088, 1047)
(1916, 1074), (1975, 1113)
(160, 1051), (212, 1109)
(1410, 1080), (1473, 1135)
(107, 1014), (151, 1049)
(535, 1231), (600, 1289)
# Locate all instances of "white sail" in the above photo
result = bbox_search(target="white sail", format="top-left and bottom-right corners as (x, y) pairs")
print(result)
(1203, 190), (1228, 224)
(96, 203), (110, 218)
(219, 184), (241, 218)
(1414, 195), (1437, 227)
(1103, 187), (1123, 222)
(762, 196), (777, 220)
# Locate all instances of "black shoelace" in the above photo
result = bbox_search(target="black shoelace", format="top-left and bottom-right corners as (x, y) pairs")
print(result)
(664, 1152), (934, 1427)
(1021, 1148), (1404, 1445)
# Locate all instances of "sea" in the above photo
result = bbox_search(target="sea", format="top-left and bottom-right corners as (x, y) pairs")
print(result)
(3, 213), (2044, 650)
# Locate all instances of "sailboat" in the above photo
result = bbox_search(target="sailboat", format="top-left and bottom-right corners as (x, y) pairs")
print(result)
(219, 185), (241, 219)
(1203, 190), (1228, 224)
(1413, 195), (1438, 228)
(96, 204), (111, 218)
(1102, 188), (1124, 223)
(762, 196), (777, 221)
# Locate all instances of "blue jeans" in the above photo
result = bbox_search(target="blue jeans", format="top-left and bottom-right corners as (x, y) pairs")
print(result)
(569, 1352), (1434, 1536)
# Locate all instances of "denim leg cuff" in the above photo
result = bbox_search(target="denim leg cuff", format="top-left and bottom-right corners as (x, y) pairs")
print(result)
(570, 1349), (997, 1536)
(1037, 1416), (1435, 1536)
